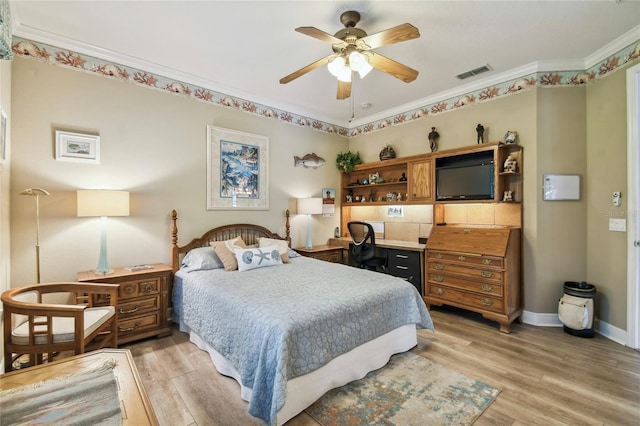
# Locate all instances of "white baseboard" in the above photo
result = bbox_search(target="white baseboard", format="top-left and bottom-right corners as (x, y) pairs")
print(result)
(521, 310), (629, 346)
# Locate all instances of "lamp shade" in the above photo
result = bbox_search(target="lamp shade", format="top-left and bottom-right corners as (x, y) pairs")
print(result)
(297, 197), (323, 215)
(77, 190), (130, 217)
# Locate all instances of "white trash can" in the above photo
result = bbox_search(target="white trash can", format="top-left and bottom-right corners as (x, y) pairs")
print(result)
(558, 281), (596, 338)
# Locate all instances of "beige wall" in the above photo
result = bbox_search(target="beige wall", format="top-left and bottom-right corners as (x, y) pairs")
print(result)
(7, 54), (634, 331)
(586, 66), (630, 329)
(10, 57), (347, 285)
(1, 58), (12, 369)
(349, 77), (632, 329)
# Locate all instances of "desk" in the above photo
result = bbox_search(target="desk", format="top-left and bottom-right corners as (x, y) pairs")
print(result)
(0, 349), (159, 425)
(329, 237), (426, 294)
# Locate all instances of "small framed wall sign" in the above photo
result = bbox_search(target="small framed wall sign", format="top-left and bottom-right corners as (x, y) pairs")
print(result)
(55, 130), (100, 164)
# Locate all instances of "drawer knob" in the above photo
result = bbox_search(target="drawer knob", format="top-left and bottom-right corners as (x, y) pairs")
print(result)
(481, 271), (493, 278)
(463, 228), (471, 234)
(435, 287), (445, 295)
(482, 298), (494, 306)
(458, 255), (466, 261)
(436, 253), (443, 259)
(434, 275), (444, 282)
(482, 259), (493, 265)
(434, 263), (445, 270)
(144, 284), (154, 293)
(119, 304), (140, 315)
(119, 321), (141, 333)
(481, 284), (493, 292)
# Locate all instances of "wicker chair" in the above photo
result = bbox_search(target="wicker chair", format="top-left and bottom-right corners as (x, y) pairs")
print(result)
(2, 282), (119, 372)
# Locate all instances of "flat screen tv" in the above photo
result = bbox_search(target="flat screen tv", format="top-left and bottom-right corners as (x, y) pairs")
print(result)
(436, 151), (495, 201)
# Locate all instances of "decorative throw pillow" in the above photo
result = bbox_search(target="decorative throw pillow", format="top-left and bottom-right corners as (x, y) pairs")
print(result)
(181, 247), (224, 272)
(235, 245), (283, 272)
(211, 237), (247, 271)
(258, 237), (290, 263)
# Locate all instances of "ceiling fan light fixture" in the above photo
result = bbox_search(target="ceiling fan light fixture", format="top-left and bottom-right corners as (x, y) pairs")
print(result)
(337, 67), (352, 82)
(327, 56), (346, 77)
(357, 61), (373, 79)
(348, 51), (366, 70)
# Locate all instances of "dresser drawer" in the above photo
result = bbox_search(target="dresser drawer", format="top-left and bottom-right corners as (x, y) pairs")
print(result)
(426, 284), (504, 314)
(428, 251), (504, 269)
(427, 273), (503, 297)
(118, 296), (160, 318)
(119, 278), (160, 300)
(118, 312), (160, 337)
(314, 251), (343, 263)
(428, 262), (504, 283)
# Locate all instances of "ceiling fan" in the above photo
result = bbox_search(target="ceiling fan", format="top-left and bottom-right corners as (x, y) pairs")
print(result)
(280, 11), (420, 100)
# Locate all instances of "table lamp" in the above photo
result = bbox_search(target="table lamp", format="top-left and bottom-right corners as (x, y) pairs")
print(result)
(77, 190), (130, 274)
(297, 197), (323, 249)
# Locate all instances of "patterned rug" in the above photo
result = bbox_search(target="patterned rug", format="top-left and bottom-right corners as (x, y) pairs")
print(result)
(305, 352), (500, 425)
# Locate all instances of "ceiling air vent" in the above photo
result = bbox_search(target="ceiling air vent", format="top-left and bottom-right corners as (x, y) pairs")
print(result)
(456, 64), (492, 80)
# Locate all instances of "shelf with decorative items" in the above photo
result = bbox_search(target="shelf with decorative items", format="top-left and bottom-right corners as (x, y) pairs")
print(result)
(496, 143), (522, 203)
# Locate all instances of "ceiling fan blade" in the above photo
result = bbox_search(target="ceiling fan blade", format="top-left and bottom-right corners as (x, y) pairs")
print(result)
(280, 55), (335, 84)
(357, 23), (420, 50)
(296, 27), (348, 48)
(337, 80), (352, 100)
(368, 52), (419, 83)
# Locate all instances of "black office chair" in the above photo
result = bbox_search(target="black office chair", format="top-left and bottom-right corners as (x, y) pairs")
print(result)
(347, 221), (387, 272)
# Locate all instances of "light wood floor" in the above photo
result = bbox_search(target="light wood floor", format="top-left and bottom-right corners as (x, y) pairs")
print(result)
(123, 307), (640, 425)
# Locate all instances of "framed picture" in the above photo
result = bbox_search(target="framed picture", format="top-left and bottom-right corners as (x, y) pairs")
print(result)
(55, 130), (100, 164)
(207, 125), (269, 210)
(0, 108), (6, 163)
(369, 172), (379, 184)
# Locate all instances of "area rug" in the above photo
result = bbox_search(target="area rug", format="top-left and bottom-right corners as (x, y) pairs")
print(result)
(305, 352), (500, 425)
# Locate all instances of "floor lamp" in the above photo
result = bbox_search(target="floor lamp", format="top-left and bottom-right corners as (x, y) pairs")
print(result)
(297, 197), (323, 249)
(77, 190), (130, 275)
(20, 188), (50, 283)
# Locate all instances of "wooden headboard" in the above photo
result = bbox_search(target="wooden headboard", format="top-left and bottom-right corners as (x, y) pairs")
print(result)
(170, 209), (291, 272)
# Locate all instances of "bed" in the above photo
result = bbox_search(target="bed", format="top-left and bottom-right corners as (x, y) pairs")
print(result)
(169, 209), (434, 425)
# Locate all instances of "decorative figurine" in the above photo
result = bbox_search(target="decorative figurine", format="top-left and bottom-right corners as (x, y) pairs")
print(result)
(476, 124), (485, 144)
(428, 127), (440, 152)
(397, 193), (402, 202)
(504, 130), (518, 144)
(369, 190), (375, 202)
(399, 172), (407, 182)
(503, 155), (517, 173)
(503, 190), (514, 202)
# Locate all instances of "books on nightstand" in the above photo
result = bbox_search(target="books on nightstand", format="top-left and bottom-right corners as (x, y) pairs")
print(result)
(124, 264), (154, 272)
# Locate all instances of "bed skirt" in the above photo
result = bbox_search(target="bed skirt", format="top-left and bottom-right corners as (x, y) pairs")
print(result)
(181, 321), (418, 425)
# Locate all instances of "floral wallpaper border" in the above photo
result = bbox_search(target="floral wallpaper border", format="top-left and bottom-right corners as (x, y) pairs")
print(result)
(11, 36), (640, 139)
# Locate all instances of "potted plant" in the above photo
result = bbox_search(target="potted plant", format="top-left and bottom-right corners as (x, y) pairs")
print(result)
(336, 151), (362, 173)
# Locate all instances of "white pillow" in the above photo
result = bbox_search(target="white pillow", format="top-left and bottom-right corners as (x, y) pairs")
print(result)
(259, 237), (290, 263)
(181, 247), (224, 271)
(235, 245), (283, 272)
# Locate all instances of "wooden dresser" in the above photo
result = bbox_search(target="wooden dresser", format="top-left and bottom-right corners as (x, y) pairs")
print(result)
(425, 225), (521, 333)
(77, 263), (173, 344)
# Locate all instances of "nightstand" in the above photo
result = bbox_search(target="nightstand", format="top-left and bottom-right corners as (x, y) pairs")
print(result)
(294, 245), (343, 263)
(77, 263), (172, 345)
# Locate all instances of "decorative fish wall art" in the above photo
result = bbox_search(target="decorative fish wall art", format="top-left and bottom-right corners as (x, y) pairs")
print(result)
(294, 153), (326, 168)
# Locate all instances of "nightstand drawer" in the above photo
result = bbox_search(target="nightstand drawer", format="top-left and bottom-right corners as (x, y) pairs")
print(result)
(118, 312), (160, 337)
(119, 278), (160, 300)
(118, 296), (160, 317)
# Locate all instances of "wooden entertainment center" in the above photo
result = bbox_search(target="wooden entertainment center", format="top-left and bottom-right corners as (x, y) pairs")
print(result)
(340, 142), (523, 332)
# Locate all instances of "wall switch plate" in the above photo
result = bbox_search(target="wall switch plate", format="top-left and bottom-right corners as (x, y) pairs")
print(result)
(609, 218), (626, 232)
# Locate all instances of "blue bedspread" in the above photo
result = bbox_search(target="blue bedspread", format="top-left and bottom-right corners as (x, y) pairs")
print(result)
(174, 256), (433, 425)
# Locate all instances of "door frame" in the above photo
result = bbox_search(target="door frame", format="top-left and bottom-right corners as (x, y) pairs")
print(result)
(626, 62), (640, 350)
